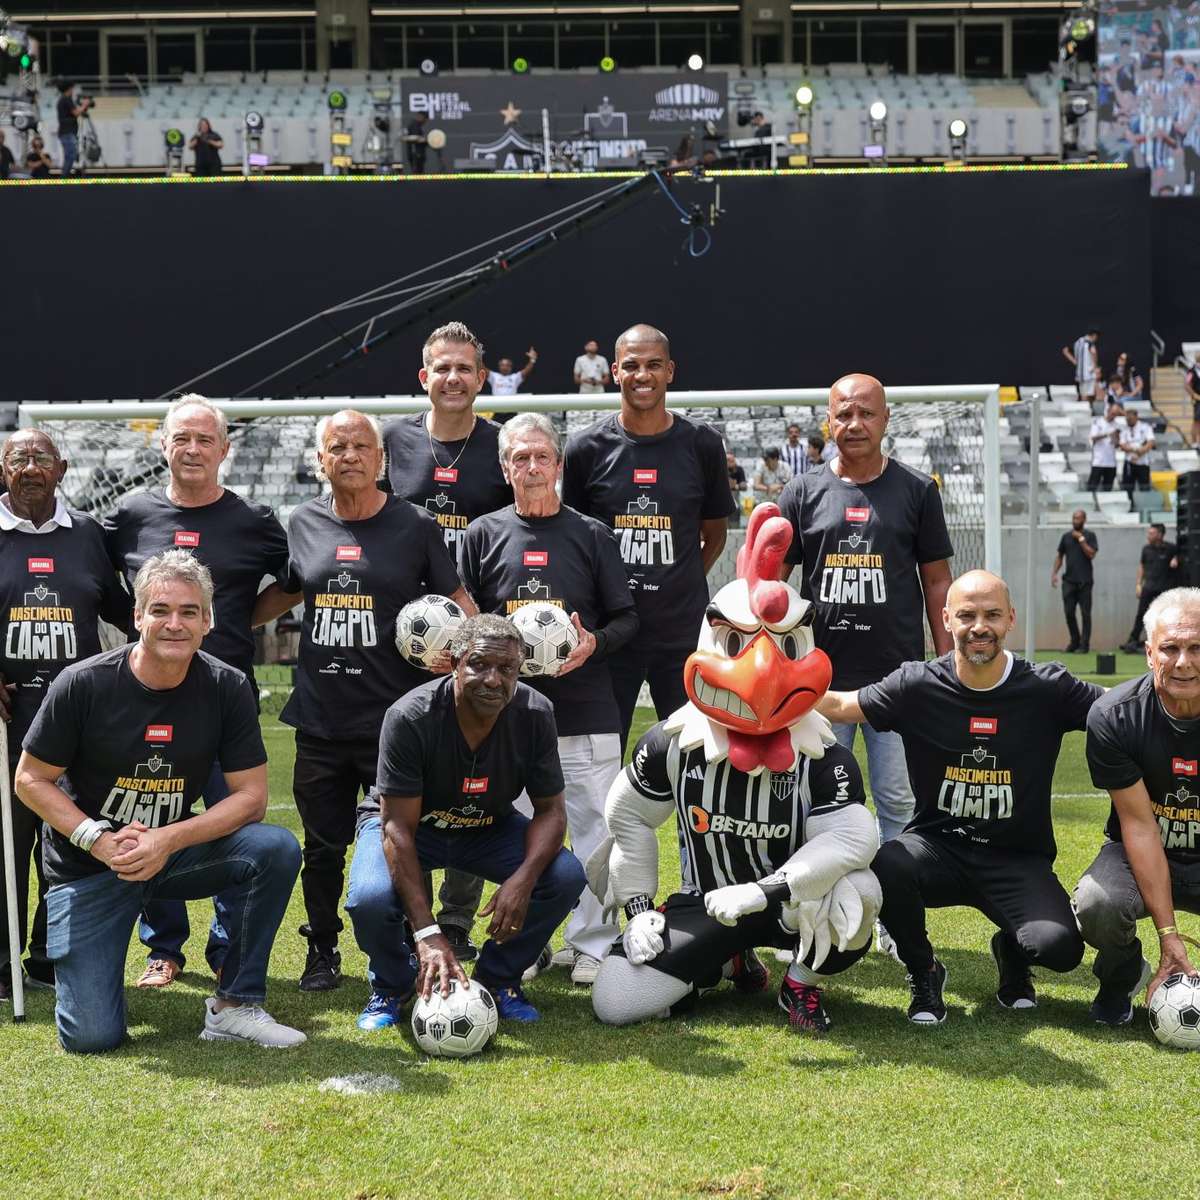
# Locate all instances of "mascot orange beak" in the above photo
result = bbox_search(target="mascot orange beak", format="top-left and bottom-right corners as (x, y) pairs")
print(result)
(684, 632), (832, 735)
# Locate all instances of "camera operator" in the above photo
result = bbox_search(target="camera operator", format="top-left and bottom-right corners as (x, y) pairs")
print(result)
(189, 118), (224, 177)
(56, 80), (93, 176)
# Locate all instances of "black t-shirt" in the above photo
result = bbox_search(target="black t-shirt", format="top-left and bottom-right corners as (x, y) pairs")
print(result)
(22, 645), (266, 886)
(459, 504), (637, 737)
(193, 132), (223, 175)
(57, 95), (78, 137)
(626, 722), (866, 894)
(1087, 673), (1200, 864)
(26, 152), (50, 179)
(280, 494), (459, 740)
(562, 413), (733, 657)
(372, 676), (563, 830)
(1, 511), (129, 758)
(1141, 540), (1178, 594)
(1057, 528), (1098, 585)
(0, 144), (14, 179)
(104, 489), (289, 682)
(383, 414), (512, 560)
(860, 653), (1102, 859)
(728, 465), (746, 487)
(780, 460), (954, 690)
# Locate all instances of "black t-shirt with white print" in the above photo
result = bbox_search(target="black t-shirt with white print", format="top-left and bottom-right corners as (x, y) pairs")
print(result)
(1087, 673), (1200, 865)
(562, 413), (734, 658)
(280, 494), (460, 740)
(384, 414), (513, 559)
(459, 505), (637, 737)
(22, 645), (266, 886)
(860, 653), (1101, 859)
(371, 676), (564, 831)
(1, 511), (129, 757)
(624, 722), (866, 895)
(780, 460), (954, 690)
(104, 488), (290, 682)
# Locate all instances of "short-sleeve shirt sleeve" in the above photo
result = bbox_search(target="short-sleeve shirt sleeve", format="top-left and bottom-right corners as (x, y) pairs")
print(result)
(23, 668), (85, 768)
(1086, 704), (1143, 792)
(376, 702), (428, 797)
(698, 427), (737, 520)
(916, 480), (954, 564)
(218, 675), (269, 772)
(525, 702), (565, 800)
(857, 663), (913, 734)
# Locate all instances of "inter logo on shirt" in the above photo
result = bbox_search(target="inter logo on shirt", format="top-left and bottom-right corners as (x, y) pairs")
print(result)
(173, 531), (200, 548)
(335, 545), (362, 562)
(633, 468), (658, 485)
(845, 507), (870, 523)
(523, 550), (549, 567)
(145, 724), (174, 743)
(1172, 758), (1198, 776)
(27, 557), (54, 573)
(969, 717), (999, 736)
(433, 467), (459, 484)
(462, 777), (489, 794)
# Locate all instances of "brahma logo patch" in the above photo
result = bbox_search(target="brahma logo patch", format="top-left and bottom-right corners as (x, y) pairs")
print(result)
(461, 777), (489, 794)
(433, 467), (458, 483)
(173, 531), (200, 548)
(523, 550), (548, 567)
(335, 545), (362, 562)
(844, 507), (870, 523)
(27, 557), (54, 573)
(1172, 758), (1198, 776)
(145, 725), (173, 743)
(969, 717), (999, 735)
(633, 468), (658, 484)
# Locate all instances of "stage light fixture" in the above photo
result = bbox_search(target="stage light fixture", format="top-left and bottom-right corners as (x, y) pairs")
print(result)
(419, 57), (438, 76)
(948, 118), (967, 139)
(244, 110), (263, 131)
(687, 53), (704, 71)
(164, 127), (183, 147)
(600, 55), (616, 73)
(794, 83), (814, 108)
(427, 128), (446, 150)
(869, 100), (887, 122)
(1069, 15), (1095, 41)
(512, 55), (530, 74)
(327, 89), (348, 111)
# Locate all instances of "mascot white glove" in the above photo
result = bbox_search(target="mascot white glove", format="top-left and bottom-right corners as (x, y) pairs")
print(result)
(623, 909), (666, 965)
(704, 882), (768, 927)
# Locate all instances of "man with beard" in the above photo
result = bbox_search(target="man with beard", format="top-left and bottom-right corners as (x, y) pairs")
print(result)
(817, 571), (1101, 1025)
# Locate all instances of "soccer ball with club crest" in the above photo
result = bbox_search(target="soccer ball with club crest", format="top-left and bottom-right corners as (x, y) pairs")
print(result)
(512, 602), (579, 678)
(1148, 971), (1200, 1050)
(396, 594), (466, 670)
(411, 978), (498, 1058)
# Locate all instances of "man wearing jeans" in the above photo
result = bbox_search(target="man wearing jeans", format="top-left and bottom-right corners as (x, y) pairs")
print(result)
(15, 550), (303, 1051)
(55, 81), (90, 176)
(345, 614), (586, 1028)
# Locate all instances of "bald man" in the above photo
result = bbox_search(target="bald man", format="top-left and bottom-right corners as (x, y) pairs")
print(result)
(818, 571), (1101, 1025)
(563, 324), (733, 747)
(779, 375), (953, 860)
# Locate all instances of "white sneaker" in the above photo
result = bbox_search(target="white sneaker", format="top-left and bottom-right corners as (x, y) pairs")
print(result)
(875, 921), (902, 963)
(200, 998), (307, 1048)
(550, 947), (577, 969)
(521, 945), (553, 983)
(570, 953), (602, 986)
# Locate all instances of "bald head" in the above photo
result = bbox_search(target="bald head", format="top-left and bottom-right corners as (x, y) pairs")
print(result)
(615, 324), (670, 360)
(947, 569), (1012, 612)
(830, 373), (885, 409)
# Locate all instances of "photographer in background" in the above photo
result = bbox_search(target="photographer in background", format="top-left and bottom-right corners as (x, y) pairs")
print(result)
(189, 118), (224, 177)
(56, 80), (92, 176)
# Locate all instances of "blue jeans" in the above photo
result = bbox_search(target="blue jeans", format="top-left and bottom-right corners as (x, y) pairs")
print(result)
(832, 721), (915, 844)
(59, 133), (77, 174)
(138, 761), (232, 971)
(45, 823), (300, 1054)
(346, 812), (585, 994)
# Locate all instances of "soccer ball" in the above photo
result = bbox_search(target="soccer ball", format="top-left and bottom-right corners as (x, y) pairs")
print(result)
(410, 978), (498, 1058)
(396, 594), (466, 670)
(512, 602), (579, 677)
(1148, 972), (1200, 1050)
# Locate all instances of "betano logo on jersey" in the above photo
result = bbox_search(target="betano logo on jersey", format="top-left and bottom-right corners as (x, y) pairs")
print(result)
(101, 752), (187, 828)
(615, 480), (674, 567)
(938, 740), (1014, 821)
(6, 571), (76, 661)
(312, 567), (377, 648)
(1153, 783), (1200, 851)
(820, 510), (884, 606)
(687, 805), (790, 839)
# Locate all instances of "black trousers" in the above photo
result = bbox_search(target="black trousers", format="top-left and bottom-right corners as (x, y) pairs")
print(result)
(292, 731), (381, 946)
(1061, 579), (1092, 650)
(606, 891), (869, 987)
(1123, 461), (1151, 496)
(610, 643), (689, 752)
(1086, 465), (1116, 492)
(1127, 589), (1163, 645)
(0, 758), (50, 981)
(872, 831), (1083, 975)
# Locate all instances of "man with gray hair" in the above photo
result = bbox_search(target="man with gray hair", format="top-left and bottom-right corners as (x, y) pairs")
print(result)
(15, 549), (305, 1050)
(1077, 586), (1200, 1027)
(459, 413), (638, 984)
(105, 393), (294, 990)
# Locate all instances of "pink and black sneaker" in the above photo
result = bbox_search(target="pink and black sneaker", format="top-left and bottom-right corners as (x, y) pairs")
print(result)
(777, 974), (831, 1033)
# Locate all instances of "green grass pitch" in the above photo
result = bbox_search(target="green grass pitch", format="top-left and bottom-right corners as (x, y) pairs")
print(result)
(3, 656), (1197, 1200)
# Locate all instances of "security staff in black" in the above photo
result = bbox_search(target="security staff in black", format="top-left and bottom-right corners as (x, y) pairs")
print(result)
(1121, 523), (1179, 653)
(818, 571), (1100, 1026)
(1050, 510), (1098, 654)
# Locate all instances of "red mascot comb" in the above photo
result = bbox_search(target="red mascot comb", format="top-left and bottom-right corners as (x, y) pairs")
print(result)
(735, 504), (792, 626)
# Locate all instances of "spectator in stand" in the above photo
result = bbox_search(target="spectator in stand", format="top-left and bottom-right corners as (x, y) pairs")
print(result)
(573, 340), (609, 395)
(1119, 407), (1156, 498)
(56, 80), (91, 176)
(26, 137), (52, 179)
(1103, 375), (1128, 408)
(0, 131), (14, 180)
(806, 434), (827, 473)
(487, 349), (537, 401)
(726, 451), (747, 526)
(405, 112), (428, 175)
(1185, 358), (1200, 449)
(1051, 510), (1099, 653)
(1120, 523), (1179, 652)
(1063, 327), (1101, 403)
(1114, 351), (1144, 400)
(1088, 397), (1124, 492)
(780, 423), (806, 478)
(189, 119), (223, 177)
(753, 446), (791, 502)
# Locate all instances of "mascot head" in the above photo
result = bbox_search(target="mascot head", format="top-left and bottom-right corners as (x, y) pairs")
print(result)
(665, 503), (834, 776)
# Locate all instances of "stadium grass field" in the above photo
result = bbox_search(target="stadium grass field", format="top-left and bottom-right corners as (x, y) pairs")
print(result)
(3, 653), (1197, 1200)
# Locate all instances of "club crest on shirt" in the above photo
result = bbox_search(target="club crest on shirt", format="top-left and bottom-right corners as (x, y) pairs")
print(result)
(313, 570), (376, 649)
(615, 492), (673, 567)
(837, 532), (873, 555)
(23, 584), (60, 606)
(938, 740), (1013, 821)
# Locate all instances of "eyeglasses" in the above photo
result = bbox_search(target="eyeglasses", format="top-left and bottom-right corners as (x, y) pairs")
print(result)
(4, 451), (58, 470)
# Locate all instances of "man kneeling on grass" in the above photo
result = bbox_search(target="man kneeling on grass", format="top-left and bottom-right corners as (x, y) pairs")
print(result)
(15, 550), (305, 1052)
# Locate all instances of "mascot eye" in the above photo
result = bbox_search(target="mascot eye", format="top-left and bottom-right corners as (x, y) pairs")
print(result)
(780, 633), (800, 660)
(718, 626), (744, 657)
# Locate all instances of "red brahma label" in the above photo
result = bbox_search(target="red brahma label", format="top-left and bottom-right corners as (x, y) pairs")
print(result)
(27, 557), (54, 573)
(173, 531), (200, 548)
(433, 467), (458, 483)
(523, 551), (548, 567)
(145, 725), (173, 743)
(969, 717), (998, 735)
(845, 507), (870, 523)
(462, 777), (489, 794)
(633, 469), (658, 484)
(1172, 758), (1198, 776)
(335, 545), (361, 562)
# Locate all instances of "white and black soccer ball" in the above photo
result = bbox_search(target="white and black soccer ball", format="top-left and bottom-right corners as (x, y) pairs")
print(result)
(512, 602), (579, 678)
(410, 978), (498, 1059)
(1148, 972), (1200, 1050)
(396, 594), (466, 670)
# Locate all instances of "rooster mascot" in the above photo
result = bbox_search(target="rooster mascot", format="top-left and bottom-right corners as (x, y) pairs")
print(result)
(588, 504), (881, 1031)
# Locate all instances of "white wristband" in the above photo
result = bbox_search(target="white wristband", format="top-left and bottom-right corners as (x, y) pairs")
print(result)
(69, 817), (110, 853)
(412, 924), (442, 943)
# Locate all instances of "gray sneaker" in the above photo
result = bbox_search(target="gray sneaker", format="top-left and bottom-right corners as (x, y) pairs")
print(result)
(200, 998), (307, 1048)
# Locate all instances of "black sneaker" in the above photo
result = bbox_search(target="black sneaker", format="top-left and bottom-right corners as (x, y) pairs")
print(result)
(906, 959), (948, 1025)
(729, 948), (770, 994)
(777, 974), (831, 1033)
(24, 960), (55, 991)
(299, 943), (342, 992)
(991, 930), (1037, 1010)
(1090, 957), (1152, 1027)
(442, 924), (479, 963)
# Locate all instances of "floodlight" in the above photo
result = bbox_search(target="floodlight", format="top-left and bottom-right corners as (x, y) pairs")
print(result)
(327, 90), (348, 111)
(164, 127), (184, 147)
(869, 100), (887, 122)
(419, 57), (437, 76)
(244, 110), (263, 131)
(687, 53), (704, 71)
(600, 55), (616, 73)
(427, 128), (446, 150)
(512, 55), (530, 74)
(948, 118), (967, 139)
(794, 84), (814, 108)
